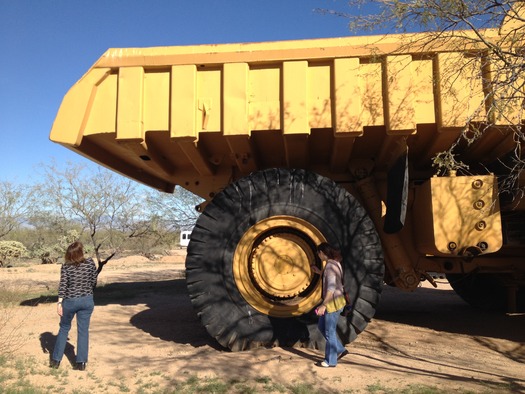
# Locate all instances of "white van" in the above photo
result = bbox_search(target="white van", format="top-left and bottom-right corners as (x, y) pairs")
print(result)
(180, 230), (192, 248)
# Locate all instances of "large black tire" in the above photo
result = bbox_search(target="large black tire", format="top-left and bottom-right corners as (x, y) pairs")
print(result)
(447, 273), (525, 312)
(186, 168), (384, 351)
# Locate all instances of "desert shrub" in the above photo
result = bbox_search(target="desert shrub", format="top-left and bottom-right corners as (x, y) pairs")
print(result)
(31, 245), (57, 264)
(0, 241), (28, 267)
(29, 229), (82, 264)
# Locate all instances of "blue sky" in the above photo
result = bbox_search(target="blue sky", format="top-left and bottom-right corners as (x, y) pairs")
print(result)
(0, 0), (354, 184)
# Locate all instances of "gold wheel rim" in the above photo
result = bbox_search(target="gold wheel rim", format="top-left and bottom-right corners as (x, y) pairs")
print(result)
(233, 215), (325, 317)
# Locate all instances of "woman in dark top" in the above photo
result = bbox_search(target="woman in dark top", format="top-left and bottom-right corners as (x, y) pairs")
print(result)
(50, 241), (97, 371)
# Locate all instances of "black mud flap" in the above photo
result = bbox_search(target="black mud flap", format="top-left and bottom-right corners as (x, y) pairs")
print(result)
(384, 152), (408, 234)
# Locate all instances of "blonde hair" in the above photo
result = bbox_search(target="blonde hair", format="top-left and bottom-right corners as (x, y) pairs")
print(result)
(65, 241), (85, 266)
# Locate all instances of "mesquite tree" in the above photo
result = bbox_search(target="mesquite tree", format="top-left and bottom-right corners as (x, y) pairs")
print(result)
(0, 181), (35, 240)
(39, 161), (151, 270)
(37, 161), (202, 268)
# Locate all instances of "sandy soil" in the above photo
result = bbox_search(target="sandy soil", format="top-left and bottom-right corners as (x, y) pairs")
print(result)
(1, 250), (524, 393)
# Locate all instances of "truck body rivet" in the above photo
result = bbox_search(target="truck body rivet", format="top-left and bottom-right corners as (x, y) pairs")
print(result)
(472, 179), (483, 189)
(474, 200), (484, 209)
(475, 221), (486, 231)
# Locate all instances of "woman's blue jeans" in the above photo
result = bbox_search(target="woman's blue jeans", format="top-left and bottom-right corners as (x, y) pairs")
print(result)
(52, 295), (94, 363)
(318, 307), (346, 366)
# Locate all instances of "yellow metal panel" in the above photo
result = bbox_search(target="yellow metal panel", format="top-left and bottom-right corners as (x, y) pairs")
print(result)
(84, 73), (117, 136)
(330, 137), (357, 172)
(117, 67), (144, 141)
(249, 67), (281, 130)
(436, 52), (486, 129)
(462, 126), (514, 164)
(308, 64), (331, 129)
(283, 61), (308, 134)
(93, 29), (502, 69)
(334, 58), (363, 134)
(415, 175), (502, 256)
(412, 57), (435, 124)
(359, 62), (383, 127)
(177, 140), (214, 176)
(50, 29), (525, 198)
(499, 2), (525, 36)
(197, 69), (221, 132)
(491, 56), (525, 126)
(225, 135), (257, 174)
(224, 63), (249, 135)
(384, 55), (416, 134)
(284, 135), (309, 168)
(144, 71), (169, 132)
(171, 65), (197, 138)
(50, 68), (112, 145)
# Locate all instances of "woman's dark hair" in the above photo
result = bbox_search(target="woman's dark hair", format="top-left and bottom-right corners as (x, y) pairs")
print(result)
(317, 242), (342, 262)
(65, 241), (85, 266)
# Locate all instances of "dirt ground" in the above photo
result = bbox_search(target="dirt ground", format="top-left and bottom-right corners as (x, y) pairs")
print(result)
(1, 250), (524, 393)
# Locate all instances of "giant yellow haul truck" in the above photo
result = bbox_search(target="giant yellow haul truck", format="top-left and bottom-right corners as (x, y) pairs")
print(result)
(50, 18), (524, 351)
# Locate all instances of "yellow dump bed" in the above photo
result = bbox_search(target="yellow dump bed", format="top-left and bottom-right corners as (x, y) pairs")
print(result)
(50, 28), (523, 199)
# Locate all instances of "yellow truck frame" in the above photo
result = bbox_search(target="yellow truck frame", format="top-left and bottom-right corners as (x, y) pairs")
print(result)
(51, 17), (524, 350)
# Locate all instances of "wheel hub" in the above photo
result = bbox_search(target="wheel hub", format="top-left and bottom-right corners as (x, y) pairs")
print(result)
(233, 216), (325, 317)
(250, 233), (311, 298)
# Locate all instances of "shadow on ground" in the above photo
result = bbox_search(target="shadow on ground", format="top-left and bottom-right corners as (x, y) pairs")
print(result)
(375, 283), (525, 343)
(23, 277), (525, 350)
(39, 332), (78, 367)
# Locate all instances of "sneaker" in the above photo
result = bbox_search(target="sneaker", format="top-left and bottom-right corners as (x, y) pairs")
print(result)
(319, 360), (335, 368)
(338, 349), (349, 360)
